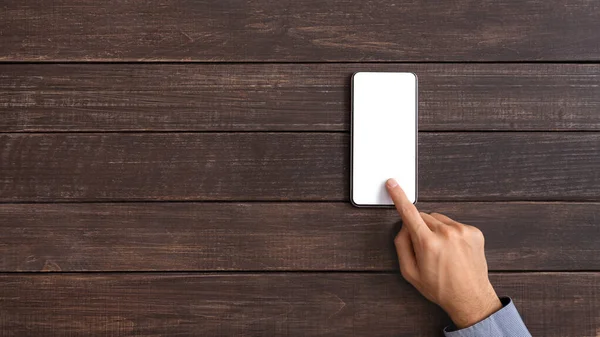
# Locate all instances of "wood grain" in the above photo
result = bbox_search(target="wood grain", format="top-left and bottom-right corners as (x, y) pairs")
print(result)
(2, 64), (600, 131)
(1, 133), (599, 202)
(1, 0), (600, 61)
(0, 273), (597, 337)
(0, 202), (598, 272)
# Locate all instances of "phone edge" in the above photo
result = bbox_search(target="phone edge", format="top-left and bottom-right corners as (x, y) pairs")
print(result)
(350, 71), (418, 207)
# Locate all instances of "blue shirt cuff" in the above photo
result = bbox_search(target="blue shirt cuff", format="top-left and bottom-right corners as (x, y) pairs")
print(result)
(443, 297), (531, 337)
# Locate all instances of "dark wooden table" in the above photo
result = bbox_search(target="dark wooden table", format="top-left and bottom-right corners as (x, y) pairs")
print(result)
(1, 1), (599, 336)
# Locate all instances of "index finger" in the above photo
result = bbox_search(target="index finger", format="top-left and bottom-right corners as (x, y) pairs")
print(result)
(386, 179), (430, 240)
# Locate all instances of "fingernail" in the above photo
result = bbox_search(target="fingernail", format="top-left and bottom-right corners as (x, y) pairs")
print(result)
(386, 178), (398, 188)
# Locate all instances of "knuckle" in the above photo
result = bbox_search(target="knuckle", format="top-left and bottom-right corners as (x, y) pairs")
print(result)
(394, 233), (403, 245)
(454, 224), (468, 235)
(400, 267), (410, 279)
(400, 267), (417, 283)
(394, 229), (408, 245)
(440, 225), (459, 239)
(438, 225), (452, 236)
(469, 226), (485, 241)
(421, 237), (440, 251)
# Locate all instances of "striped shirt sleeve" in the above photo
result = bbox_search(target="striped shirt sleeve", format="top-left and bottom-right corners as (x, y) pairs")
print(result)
(443, 297), (531, 337)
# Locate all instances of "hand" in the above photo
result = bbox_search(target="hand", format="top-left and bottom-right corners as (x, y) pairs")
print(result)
(386, 179), (502, 329)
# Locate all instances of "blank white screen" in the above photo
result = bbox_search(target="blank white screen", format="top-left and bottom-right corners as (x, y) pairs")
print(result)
(352, 72), (417, 206)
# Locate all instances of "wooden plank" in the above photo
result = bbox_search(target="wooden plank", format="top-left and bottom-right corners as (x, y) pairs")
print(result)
(0, 273), (597, 336)
(0, 202), (597, 272)
(1, 0), (599, 62)
(2, 64), (600, 132)
(1, 133), (599, 202)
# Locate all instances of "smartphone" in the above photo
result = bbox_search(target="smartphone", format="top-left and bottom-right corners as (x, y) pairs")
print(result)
(351, 72), (418, 207)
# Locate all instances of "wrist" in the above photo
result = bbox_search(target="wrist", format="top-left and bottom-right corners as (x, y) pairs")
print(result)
(447, 287), (503, 329)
